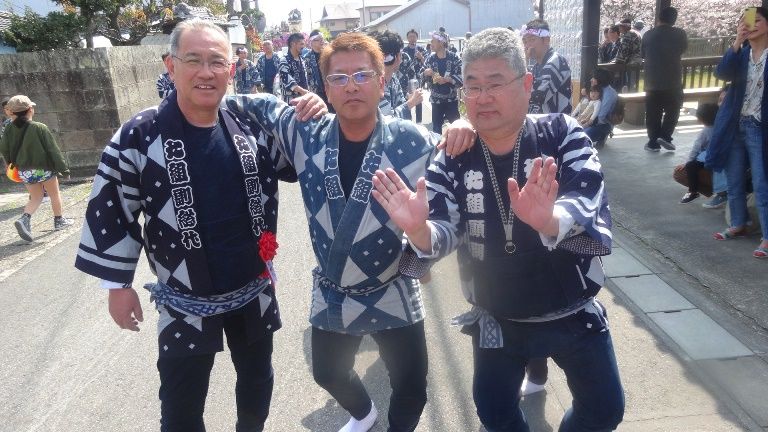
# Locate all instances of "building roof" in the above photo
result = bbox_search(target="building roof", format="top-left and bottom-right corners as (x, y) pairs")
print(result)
(322, 2), (362, 21)
(355, 0), (405, 9)
(172, 2), (231, 26)
(361, 0), (468, 29)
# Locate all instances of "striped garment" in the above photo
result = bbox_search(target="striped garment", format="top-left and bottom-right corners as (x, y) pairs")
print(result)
(155, 72), (175, 99)
(529, 47), (573, 115)
(379, 75), (411, 120)
(417, 114), (611, 325)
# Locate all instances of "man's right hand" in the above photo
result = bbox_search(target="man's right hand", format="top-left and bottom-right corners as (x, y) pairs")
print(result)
(372, 169), (432, 253)
(108, 287), (144, 331)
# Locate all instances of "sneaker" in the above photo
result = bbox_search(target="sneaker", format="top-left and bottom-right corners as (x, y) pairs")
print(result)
(702, 194), (727, 209)
(680, 192), (700, 204)
(339, 402), (377, 432)
(14, 214), (32, 242)
(644, 142), (660, 152)
(54, 216), (74, 230)
(656, 137), (676, 151)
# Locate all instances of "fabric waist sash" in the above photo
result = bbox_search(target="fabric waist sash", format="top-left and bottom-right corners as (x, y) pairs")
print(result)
(469, 248), (599, 320)
(312, 268), (401, 295)
(145, 278), (270, 318)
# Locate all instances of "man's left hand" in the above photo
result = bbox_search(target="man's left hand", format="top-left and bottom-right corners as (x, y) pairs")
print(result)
(507, 156), (560, 236)
(438, 118), (476, 157)
(290, 92), (328, 121)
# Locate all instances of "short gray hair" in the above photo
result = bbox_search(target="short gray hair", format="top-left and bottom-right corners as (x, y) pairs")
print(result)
(170, 18), (231, 58)
(461, 27), (526, 78)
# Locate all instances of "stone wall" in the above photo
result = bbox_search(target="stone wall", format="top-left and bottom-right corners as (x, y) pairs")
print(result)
(0, 45), (167, 171)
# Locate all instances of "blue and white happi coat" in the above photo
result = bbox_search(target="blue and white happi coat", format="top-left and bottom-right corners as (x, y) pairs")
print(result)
(227, 94), (442, 335)
(419, 114), (612, 348)
(529, 48), (573, 115)
(279, 53), (314, 102)
(75, 92), (294, 356)
(379, 75), (411, 120)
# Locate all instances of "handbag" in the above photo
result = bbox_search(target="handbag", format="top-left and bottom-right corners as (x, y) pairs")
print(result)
(5, 124), (29, 183)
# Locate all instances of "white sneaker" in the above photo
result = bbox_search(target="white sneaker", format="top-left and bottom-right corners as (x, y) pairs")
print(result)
(41, 196), (50, 204)
(520, 376), (546, 396)
(339, 402), (377, 432)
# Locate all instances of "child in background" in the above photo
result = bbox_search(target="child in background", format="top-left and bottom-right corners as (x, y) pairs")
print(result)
(577, 85), (602, 127)
(680, 103), (719, 203)
(571, 87), (590, 117)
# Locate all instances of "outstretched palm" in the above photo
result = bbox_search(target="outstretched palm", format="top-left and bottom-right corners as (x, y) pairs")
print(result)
(508, 157), (559, 233)
(371, 168), (429, 234)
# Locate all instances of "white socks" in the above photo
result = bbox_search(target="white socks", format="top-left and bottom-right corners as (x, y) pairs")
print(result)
(339, 402), (377, 432)
(520, 375), (546, 396)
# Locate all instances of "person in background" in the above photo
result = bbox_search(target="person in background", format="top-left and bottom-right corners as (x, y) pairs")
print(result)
(522, 19), (572, 114)
(422, 29), (463, 133)
(679, 103), (719, 203)
(571, 87), (590, 118)
(305, 30), (329, 107)
(234, 47), (260, 94)
(706, 7), (768, 259)
(255, 40), (281, 95)
(156, 51), (176, 99)
(577, 85), (603, 127)
(402, 29), (427, 123)
(641, 6), (687, 152)
(0, 95), (72, 242)
(373, 30), (424, 119)
(633, 20), (646, 39)
(615, 18), (642, 90)
(584, 68), (619, 147)
(279, 33), (314, 102)
(599, 25), (621, 63)
(702, 85), (731, 209)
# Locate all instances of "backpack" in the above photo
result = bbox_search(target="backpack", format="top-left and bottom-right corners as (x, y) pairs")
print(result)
(608, 96), (625, 125)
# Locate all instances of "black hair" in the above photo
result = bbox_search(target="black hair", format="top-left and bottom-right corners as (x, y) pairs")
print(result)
(373, 30), (403, 65)
(406, 29), (418, 37)
(696, 103), (718, 126)
(309, 29), (321, 38)
(161, 51), (170, 61)
(439, 26), (445, 32)
(590, 85), (603, 97)
(603, 27), (610, 34)
(756, 6), (768, 21)
(1, 98), (8, 108)
(12, 109), (30, 127)
(610, 25), (620, 33)
(288, 33), (304, 47)
(593, 68), (613, 87)
(525, 18), (550, 31)
(658, 7), (678, 25)
(236, 46), (248, 54)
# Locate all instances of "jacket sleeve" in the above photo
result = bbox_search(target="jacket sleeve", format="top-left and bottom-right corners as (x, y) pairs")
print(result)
(278, 56), (298, 92)
(715, 47), (744, 81)
(38, 124), (69, 174)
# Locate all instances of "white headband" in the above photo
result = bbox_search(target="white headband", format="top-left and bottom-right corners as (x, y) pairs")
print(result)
(384, 54), (395, 63)
(521, 26), (550, 37)
(430, 31), (448, 43)
(309, 34), (323, 42)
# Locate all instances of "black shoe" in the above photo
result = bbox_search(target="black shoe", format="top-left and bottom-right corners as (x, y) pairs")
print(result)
(644, 142), (660, 152)
(657, 137), (676, 151)
(680, 192), (700, 204)
(14, 214), (32, 242)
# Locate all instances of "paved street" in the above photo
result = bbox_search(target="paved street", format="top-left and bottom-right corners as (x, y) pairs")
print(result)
(0, 108), (767, 431)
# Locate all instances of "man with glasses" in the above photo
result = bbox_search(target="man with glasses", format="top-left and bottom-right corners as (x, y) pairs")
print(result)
(75, 19), (326, 432)
(279, 32), (314, 102)
(226, 32), (475, 432)
(372, 27), (625, 432)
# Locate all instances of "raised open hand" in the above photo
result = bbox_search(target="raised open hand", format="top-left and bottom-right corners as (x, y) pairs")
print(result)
(507, 156), (559, 235)
(372, 168), (429, 236)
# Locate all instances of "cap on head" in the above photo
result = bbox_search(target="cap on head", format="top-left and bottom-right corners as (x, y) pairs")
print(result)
(633, 20), (644, 30)
(7, 95), (36, 113)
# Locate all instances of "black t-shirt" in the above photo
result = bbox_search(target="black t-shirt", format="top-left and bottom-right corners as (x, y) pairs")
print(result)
(183, 118), (261, 293)
(338, 130), (372, 198)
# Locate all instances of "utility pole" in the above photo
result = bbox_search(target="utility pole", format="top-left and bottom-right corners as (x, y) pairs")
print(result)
(581, 0), (600, 86)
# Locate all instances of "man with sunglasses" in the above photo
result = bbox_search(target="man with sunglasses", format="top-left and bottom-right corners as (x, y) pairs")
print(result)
(226, 32), (475, 432)
(372, 28), (624, 432)
(75, 19), (326, 432)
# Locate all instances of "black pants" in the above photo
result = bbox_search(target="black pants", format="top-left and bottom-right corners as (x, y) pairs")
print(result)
(414, 102), (422, 123)
(645, 89), (683, 147)
(157, 315), (274, 432)
(685, 160), (705, 193)
(312, 321), (428, 432)
(431, 100), (460, 133)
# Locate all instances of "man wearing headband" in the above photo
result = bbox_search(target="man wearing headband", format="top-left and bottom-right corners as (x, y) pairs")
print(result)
(402, 29), (427, 123)
(305, 29), (330, 109)
(615, 18), (642, 90)
(227, 31), (475, 432)
(372, 30), (424, 119)
(522, 19), (572, 115)
(279, 33), (315, 102)
(373, 27), (624, 432)
(422, 29), (463, 133)
(234, 46), (260, 94)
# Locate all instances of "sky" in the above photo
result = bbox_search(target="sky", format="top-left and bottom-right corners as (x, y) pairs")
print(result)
(4, 0), (59, 14)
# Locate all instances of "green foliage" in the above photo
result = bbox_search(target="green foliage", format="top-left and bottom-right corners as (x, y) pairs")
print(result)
(2, 8), (85, 52)
(317, 27), (332, 42)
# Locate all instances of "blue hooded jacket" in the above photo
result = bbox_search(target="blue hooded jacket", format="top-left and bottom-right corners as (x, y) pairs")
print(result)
(705, 44), (768, 174)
